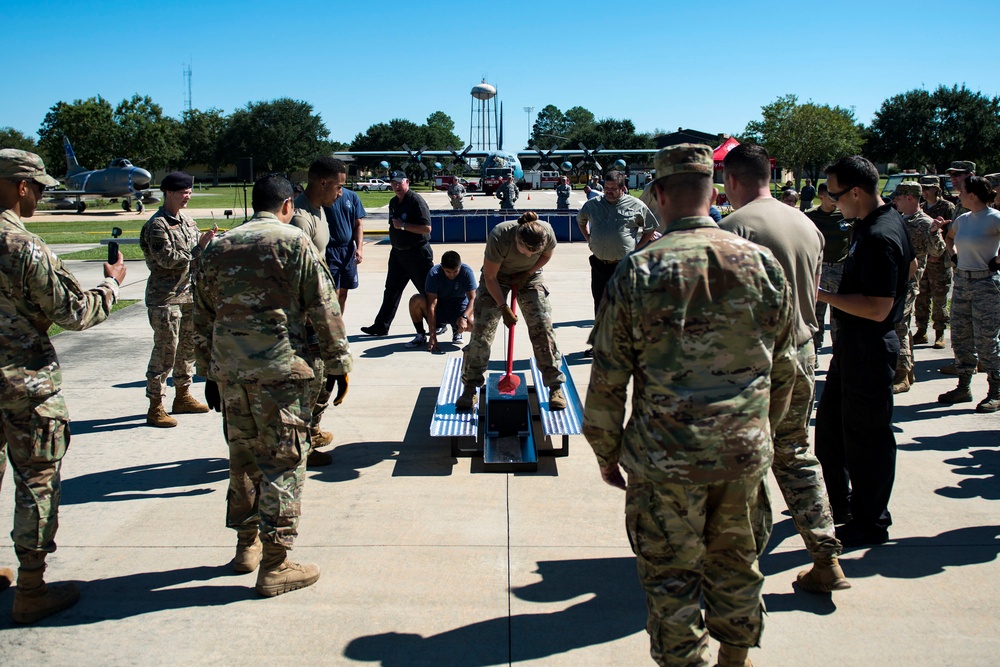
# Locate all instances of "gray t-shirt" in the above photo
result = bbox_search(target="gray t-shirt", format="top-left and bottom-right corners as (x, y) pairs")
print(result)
(953, 207), (1000, 271)
(484, 219), (557, 279)
(720, 196), (824, 348)
(577, 194), (657, 261)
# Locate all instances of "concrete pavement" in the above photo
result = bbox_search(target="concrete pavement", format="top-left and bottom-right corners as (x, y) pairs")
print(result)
(1, 234), (999, 666)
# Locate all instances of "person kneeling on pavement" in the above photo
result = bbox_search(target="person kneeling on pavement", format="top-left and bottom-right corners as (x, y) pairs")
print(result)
(406, 250), (477, 351)
(456, 211), (567, 411)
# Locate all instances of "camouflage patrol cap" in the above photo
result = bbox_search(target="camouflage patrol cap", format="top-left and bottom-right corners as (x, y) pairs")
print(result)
(919, 175), (941, 189)
(946, 160), (976, 174)
(894, 181), (921, 197)
(0, 149), (59, 187)
(652, 144), (714, 182)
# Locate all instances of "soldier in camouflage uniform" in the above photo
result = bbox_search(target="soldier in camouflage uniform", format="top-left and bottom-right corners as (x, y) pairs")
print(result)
(892, 182), (946, 393)
(290, 157), (348, 467)
(915, 175), (956, 349)
(455, 211), (567, 411)
(447, 178), (466, 210)
(720, 144), (849, 595)
(936, 161), (977, 375)
(0, 150), (126, 623)
(583, 145), (796, 667)
(193, 174), (352, 597)
(496, 173), (518, 210)
(555, 176), (572, 210)
(139, 171), (214, 427)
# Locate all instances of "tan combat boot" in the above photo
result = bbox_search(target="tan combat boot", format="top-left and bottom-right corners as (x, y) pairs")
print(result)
(717, 643), (752, 667)
(933, 331), (947, 349)
(172, 385), (209, 414)
(912, 327), (928, 345)
(976, 374), (1000, 413)
(233, 530), (263, 573)
(11, 553), (80, 624)
(938, 374), (974, 404)
(147, 398), (178, 428)
(892, 367), (910, 394)
(311, 425), (334, 449)
(255, 542), (320, 597)
(548, 385), (567, 410)
(455, 384), (478, 411)
(796, 554), (851, 593)
(0, 567), (12, 593)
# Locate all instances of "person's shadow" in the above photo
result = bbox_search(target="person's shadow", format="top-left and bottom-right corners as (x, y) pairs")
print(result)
(936, 448), (1000, 500)
(61, 457), (228, 505)
(343, 556), (646, 666)
(0, 564), (251, 629)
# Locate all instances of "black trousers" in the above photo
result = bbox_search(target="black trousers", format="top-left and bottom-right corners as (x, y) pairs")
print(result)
(372, 244), (434, 332)
(815, 324), (899, 530)
(589, 254), (620, 316)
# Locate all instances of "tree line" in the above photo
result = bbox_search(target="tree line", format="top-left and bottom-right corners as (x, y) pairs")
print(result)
(2, 84), (997, 186)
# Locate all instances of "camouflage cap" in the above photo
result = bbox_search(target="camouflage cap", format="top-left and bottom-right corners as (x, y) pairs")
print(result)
(984, 173), (1000, 187)
(652, 144), (714, 182)
(919, 175), (941, 189)
(894, 181), (921, 197)
(946, 160), (976, 174)
(0, 149), (59, 187)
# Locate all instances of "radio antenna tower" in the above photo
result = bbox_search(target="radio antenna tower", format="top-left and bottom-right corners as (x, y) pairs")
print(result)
(183, 62), (192, 112)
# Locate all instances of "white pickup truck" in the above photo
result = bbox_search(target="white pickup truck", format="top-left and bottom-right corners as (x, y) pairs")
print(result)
(353, 178), (391, 192)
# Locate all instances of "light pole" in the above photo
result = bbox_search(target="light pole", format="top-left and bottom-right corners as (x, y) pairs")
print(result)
(523, 106), (534, 146)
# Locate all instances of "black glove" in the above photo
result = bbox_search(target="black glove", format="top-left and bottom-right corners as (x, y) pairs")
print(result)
(326, 374), (349, 405)
(205, 380), (222, 412)
(989, 257), (1000, 272)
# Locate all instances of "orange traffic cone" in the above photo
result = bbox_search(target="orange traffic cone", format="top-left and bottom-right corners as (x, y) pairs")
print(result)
(527, 194), (531, 200)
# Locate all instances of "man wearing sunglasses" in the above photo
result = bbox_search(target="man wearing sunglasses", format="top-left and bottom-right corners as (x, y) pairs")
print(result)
(814, 156), (916, 548)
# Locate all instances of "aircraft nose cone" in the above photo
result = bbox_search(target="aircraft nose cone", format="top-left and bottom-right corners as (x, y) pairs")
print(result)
(132, 168), (151, 188)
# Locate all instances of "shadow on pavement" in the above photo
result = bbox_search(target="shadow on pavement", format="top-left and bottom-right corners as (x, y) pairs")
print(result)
(311, 387), (454, 481)
(342, 556), (645, 666)
(0, 564), (251, 629)
(902, 429), (1000, 452)
(62, 457), (227, 505)
(936, 448), (1000, 499)
(70, 413), (148, 435)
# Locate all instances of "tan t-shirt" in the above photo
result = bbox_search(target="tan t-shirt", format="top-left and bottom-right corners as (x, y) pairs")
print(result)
(484, 219), (557, 279)
(720, 197), (824, 348)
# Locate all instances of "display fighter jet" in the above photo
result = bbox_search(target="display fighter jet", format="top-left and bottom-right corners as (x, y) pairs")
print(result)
(44, 136), (157, 213)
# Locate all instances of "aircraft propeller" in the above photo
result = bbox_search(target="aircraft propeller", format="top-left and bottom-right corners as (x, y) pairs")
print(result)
(530, 145), (561, 171)
(574, 143), (605, 172)
(447, 145), (474, 172)
(401, 144), (429, 173)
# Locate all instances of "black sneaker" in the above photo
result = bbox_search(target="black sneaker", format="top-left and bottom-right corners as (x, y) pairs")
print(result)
(360, 325), (388, 337)
(436, 324), (448, 335)
(836, 522), (888, 548)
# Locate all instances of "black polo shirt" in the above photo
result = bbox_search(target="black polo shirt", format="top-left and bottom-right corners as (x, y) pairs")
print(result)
(833, 204), (915, 332)
(388, 189), (431, 250)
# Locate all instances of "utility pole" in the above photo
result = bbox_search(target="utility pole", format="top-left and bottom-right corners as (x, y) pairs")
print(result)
(523, 106), (534, 146)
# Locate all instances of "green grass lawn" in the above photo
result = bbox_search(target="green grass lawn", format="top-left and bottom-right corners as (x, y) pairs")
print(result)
(39, 186), (395, 212)
(48, 299), (140, 336)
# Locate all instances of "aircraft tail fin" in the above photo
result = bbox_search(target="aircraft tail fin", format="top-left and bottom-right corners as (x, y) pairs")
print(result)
(63, 136), (84, 176)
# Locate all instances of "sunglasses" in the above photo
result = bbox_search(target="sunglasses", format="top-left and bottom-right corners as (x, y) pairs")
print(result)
(826, 184), (855, 202)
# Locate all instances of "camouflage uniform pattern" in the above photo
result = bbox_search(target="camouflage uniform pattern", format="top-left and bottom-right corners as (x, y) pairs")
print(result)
(0, 207), (118, 553)
(447, 181), (466, 210)
(951, 273), (1000, 374)
(497, 181), (518, 210)
(583, 209), (795, 665)
(896, 210), (947, 374)
(627, 476), (772, 665)
(221, 379), (311, 546)
(193, 211), (352, 545)
(916, 198), (956, 335)
(772, 340), (840, 556)
(462, 219), (564, 388)
(555, 182), (572, 210)
(140, 207), (203, 398)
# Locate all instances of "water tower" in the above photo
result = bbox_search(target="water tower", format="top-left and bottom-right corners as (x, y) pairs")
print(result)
(470, 81), (498, 151)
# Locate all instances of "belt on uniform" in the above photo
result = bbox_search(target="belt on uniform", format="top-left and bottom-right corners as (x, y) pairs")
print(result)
(595, 257), (622, 264)
(957, 269), (997, 279)
(822, 261), (843, 266)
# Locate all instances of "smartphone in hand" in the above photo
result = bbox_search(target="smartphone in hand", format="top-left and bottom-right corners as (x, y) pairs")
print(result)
(108, 241), (120, 264)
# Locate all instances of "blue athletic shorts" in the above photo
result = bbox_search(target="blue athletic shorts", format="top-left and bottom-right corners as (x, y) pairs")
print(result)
(435, 299), (466, 327)
(326, 243), (359, 290)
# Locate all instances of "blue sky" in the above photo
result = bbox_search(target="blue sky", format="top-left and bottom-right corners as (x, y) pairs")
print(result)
(2, 0), (997, 151)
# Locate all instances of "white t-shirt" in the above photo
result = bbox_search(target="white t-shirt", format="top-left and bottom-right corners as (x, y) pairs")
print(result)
(953, 207), (1000, 271)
